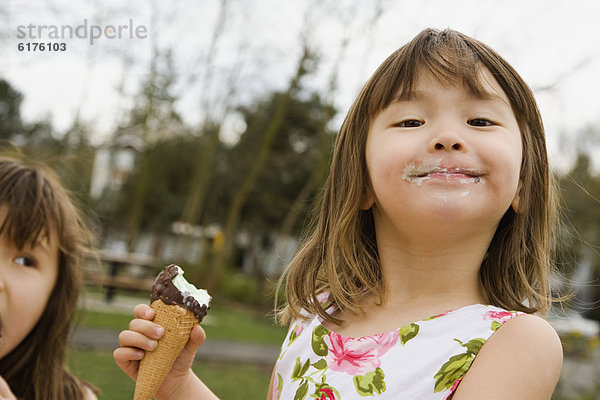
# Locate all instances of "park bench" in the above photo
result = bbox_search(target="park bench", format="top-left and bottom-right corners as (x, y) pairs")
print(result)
(84, 249), (158, 302)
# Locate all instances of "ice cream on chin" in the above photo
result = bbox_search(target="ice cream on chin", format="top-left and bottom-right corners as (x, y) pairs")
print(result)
(133, 264), (211, 400)
(150, 264), (211, 321)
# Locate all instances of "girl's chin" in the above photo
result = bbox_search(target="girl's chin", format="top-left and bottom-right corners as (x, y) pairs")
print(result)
(402, 198), (501, 225)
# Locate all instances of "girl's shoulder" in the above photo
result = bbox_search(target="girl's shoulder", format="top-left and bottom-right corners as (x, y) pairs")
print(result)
(83, 385), (99, 400)
(480, 312), (562, 361)
(452, 313), (562, 399)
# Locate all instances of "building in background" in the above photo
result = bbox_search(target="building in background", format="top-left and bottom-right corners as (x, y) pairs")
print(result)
(90, 129), (143, 199)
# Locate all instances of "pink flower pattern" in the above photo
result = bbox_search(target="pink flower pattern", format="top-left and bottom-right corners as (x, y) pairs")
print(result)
(426, 310), (452, 320)
(443, 379), (462, 400)
(483, 310), (518, 324)
(315, 387), (336, 400)
(293, 323), (305, 338)
(316, 292), (331, 304)
(323, 330), (399, 375)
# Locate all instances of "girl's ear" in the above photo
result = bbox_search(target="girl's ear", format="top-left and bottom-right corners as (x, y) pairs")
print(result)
(511, 180), (522, 213)
(360, 188), (375, 210)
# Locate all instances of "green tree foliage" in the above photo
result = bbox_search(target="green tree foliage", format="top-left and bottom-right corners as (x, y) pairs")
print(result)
(110, 82), (335, 242)
(114, 49), (186, 250)
(103, 53), (336, 287)
(206, 49), (337, 286)
(109, 135), (207, 233)
(0, 79), (24, 141)
(556, 152), (600, 321)
(229, 90), (335, 234)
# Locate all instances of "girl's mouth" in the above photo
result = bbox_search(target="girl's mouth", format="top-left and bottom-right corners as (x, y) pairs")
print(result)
(402, 163), (486, 185)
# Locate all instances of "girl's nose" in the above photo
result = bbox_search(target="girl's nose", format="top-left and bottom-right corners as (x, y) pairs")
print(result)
(429, 130), (466, 152)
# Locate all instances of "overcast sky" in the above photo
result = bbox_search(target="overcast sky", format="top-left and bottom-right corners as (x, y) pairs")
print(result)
(3, 0), (600, 171)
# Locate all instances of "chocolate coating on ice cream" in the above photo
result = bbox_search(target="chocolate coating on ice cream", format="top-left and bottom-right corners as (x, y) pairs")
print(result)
(150, 264), (210, 321)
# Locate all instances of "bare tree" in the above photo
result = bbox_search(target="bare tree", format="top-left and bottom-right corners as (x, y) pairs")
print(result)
(208, 45), (314, 287)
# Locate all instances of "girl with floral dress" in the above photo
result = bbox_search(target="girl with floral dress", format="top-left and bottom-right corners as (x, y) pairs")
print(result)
(114, 28), (563, 399)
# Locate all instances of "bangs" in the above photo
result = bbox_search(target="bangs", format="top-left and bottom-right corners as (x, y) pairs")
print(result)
(0, 160), (58, 249)
(369, 29), (496, 117)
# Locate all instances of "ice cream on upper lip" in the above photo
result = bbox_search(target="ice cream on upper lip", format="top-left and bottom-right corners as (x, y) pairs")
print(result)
(402, 162), (485, 185)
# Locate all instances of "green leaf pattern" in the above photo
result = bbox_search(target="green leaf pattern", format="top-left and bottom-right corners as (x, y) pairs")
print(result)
(353, 368), (386, 397)
(433, 338), (486, 393)
(311, 325), (330, 357)
(399, 323), (420, 345)
(491, 320), (502, 331)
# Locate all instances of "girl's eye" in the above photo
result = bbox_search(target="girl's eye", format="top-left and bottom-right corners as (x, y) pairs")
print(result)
(468, 118), (493, 127)
(396, 119), (424, 128)
(14, 256), (36, 268)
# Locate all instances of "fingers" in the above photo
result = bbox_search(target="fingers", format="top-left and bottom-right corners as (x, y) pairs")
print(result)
(0, 376), (17, 400)
(113, 346), (144, 363)
(185, 324), (206, 354)
(117, 308), (164, 351)
(118, 330), (159, 352)
(128, 318), (164, 341)
(113, 347), (143, 381)
(133, 303), (155, 320)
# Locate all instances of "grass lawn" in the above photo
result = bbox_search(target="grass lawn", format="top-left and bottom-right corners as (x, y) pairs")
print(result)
(68, 349), (272, 399)
(76, 302), (287, 346)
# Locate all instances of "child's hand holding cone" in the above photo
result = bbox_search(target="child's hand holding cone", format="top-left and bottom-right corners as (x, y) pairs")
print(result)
(114, 265), (211, 400)
(115, 303), (207, 399)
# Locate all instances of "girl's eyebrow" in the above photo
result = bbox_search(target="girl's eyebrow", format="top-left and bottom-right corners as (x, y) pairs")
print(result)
(393, 90), (431, 103)
(27, 237), (52, 253)
(471, 91), (511, 107)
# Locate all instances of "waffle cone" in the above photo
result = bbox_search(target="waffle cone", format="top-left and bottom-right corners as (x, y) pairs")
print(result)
(133, 300), (198, 400)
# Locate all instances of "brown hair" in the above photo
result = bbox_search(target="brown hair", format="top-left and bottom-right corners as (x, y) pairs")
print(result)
(278, 28), (558, 325)
(0, 154), (96, 399)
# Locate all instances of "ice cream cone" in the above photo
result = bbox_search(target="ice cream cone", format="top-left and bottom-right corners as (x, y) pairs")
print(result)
(133, 299), (198, 400)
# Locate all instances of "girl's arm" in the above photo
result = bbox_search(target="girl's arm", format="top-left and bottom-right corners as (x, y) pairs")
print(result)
(452, 314), (563, 400)
(113, 304), (220, 400)
(266, 366), (276, 400)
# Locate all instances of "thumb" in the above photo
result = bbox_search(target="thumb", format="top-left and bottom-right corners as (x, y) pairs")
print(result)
(171, 324), (206, 373)
(185, 324), (206, 355)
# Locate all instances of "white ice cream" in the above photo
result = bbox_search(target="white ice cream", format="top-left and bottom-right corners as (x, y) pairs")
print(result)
(402, 161), (484, 186)
(172, 266), (212, 306)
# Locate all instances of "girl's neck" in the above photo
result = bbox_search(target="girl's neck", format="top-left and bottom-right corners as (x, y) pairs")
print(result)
(376, 227), (492, 309)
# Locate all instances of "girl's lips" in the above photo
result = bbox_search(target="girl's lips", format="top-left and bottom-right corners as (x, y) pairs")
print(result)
(417, 168), (484, 182)
(426, 172), (482, 182)
(403, 164), (486, 184)
(414, 167), (484, 177)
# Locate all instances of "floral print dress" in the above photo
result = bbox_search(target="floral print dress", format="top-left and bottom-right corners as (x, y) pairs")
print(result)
(273, 303), (523, 400)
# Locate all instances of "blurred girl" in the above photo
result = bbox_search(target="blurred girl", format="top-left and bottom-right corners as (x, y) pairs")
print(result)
(0, 155), (97, 399)
(115, 28), (563, 399)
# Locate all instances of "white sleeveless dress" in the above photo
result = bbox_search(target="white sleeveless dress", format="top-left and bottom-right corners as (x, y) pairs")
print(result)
(272, 303), (523, 399)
